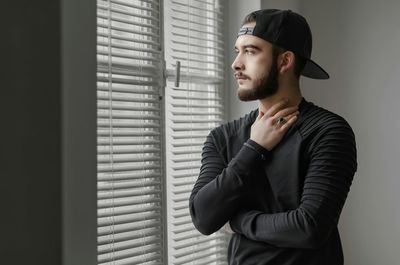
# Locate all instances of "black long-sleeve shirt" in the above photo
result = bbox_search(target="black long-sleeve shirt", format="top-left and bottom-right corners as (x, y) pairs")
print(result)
(189, 98), (357, 265)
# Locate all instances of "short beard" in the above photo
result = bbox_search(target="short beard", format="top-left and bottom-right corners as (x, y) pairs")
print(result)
(237, 48), (281, 101)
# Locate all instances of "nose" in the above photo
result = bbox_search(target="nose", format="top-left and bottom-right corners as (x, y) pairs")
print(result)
(231, 54), (244, 71)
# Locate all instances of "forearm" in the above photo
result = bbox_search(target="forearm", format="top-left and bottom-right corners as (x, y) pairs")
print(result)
(230, 208), (334, 249)
(190, 136), (269, 235)
(230, 124), (357, 248)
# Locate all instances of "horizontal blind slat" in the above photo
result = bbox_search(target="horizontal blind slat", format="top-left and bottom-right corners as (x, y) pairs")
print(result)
(97, 129), (160, 136)
(170, 8), (223, 23)
(171, 39), (224, 52)
(98, 196), (161, 209)
(171, 141), (203, 148)
(99, 0), (160, 6)
(174, 248), (225, 265)
(171, 15), (223, 28)
(173, 230), (203, 242)
(97, 77), (161, 87)
(98, 188), (162, 200)
(97, 14), (160, 32)
(171, 0), (223, 12)
(177, 256), (226, 265)
(98, 212), (161, 227)
(171, 126), (216, 132)
(97, 113), (161, 120)
(97, 7), (160, 23)
(174, 234), (226, 250)
(98, 245), (161, 264)
(98, 236), (162, 255)
(171, 56), (223, 67)
(98, 118), (160, 128)
(99, 0), (160, 13)
(171, 32), (224, 45)
(97, 40), (161, 53)
(98, 146), (161, 154)
(97, 50), (161, 62)
(98, 179), (161, 191)
(171, 24), (223, 38)
(97, 29), (160, 43)
(99, 253), (162, 265)
(174, 242), (226, 259)
(98, 102), (161, 112)
(98, 163), (161, 173)
(98, 219), (161, 236)
(171, 102), (223, 108)
(98, 204), (161, 218)
(98, 227), (160, 245)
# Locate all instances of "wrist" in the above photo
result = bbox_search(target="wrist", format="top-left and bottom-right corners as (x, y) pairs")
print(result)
(244, 139), (270, 160)
(249, 136), (273, 151)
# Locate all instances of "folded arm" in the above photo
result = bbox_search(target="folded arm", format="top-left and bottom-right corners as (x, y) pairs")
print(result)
(230, 123), (357, 249)
(189, 131), (268, 235)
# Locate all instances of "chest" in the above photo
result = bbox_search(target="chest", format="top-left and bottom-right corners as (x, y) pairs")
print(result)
(227, 129), (308, 211)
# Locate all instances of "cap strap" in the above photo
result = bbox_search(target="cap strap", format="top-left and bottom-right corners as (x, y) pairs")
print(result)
(237, 27), (254, 37)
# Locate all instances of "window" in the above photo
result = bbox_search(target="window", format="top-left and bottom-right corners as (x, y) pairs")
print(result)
(97, 1), (165, 264)
(164, 0), (228, 264)
(97, 0), (227, 264)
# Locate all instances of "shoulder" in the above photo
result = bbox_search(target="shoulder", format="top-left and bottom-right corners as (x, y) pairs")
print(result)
(298, 100), (356, 164)
(298, 100), (358, 174)
(298, 100), (355, 139)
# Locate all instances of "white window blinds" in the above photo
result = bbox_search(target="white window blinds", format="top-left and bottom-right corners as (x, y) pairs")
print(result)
(96, 0), (165, 264)
(164, 1), (228, 264)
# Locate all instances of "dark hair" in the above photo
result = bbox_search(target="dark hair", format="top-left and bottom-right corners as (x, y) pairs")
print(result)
(242, 12), (257, 25)
(242, 12), (306, 78)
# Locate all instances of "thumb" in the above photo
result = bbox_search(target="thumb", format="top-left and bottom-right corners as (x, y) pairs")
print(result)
(256, 110), (264, 121)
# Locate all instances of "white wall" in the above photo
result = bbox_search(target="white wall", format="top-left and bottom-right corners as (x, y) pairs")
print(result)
(261, 0), (300, 12)
(62, 0), (97, 264)
(227, 1), (400, 264)
(301, 1), (400, 264)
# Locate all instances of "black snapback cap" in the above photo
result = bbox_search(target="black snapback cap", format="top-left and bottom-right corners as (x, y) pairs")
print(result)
(238, 9), (329, 79)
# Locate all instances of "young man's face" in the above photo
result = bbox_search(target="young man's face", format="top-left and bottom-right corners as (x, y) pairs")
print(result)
(232, 23), (279, 101)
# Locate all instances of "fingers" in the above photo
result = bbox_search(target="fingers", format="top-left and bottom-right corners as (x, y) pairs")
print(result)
(251, 100), (300, 150)
(256, 110), (264, 121)
(274, 107), (298, 120)
(278, 113), (298, 132)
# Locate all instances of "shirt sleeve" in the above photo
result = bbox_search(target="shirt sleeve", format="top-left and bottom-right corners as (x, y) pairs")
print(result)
(189, 130), (269, 235)
(229, 121), (357, 249)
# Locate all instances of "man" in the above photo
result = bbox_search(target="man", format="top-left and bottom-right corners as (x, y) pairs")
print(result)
(189, 9), (357, 265)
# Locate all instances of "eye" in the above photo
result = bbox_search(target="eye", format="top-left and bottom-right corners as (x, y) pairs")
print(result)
(245, 48), (256, 55)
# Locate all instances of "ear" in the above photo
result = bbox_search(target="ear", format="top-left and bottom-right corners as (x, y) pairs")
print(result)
(278, 51), (296, 74)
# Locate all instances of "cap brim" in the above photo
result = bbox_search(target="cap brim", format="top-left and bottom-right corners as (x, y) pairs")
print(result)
(301, 59), (330, 79)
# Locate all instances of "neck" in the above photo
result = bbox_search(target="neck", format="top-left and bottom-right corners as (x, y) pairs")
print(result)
(258, 79), (302, 114)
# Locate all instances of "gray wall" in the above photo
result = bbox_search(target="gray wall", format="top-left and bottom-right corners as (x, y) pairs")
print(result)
(62, 0), (97, 264)
(301, 1), (400, 264)
(228, 1), (400, 264)
(1, 0), (97, 264)
(1, 2), (62, 264)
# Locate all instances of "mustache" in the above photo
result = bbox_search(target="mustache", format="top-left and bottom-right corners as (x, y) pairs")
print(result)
(234, 72), (250, 79)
